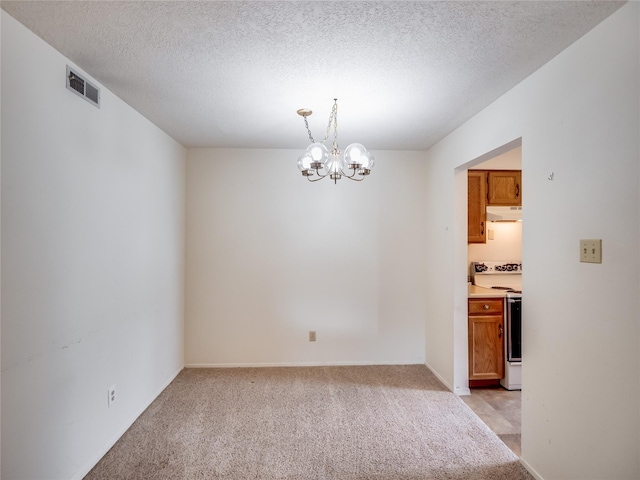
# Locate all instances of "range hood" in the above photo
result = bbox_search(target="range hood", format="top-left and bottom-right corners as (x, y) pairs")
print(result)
(486, 206), (522, 222)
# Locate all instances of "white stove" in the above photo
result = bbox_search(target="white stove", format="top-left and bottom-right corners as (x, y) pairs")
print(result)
(471, 261), (522, 291)
(471, 261), (522, 391)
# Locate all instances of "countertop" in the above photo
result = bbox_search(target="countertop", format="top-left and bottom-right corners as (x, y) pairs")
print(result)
(468, 285), (508, 298)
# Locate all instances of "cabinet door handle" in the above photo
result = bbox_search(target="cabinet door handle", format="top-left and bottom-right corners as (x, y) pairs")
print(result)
(515, 184), (520, 198)
(498, 324), (503, 338)
(483, 304), (489, 310)
(480, 221), (484, 235)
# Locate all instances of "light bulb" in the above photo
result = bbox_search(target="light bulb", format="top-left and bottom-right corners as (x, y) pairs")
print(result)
(361, 151), (375, 170)
(297, 152), (313, 171)
(306, 142), (329, 165)
(344, 143), (367, 167)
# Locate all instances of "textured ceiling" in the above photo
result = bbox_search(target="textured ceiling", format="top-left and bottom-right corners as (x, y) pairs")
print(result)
(1, 1), (624, 150)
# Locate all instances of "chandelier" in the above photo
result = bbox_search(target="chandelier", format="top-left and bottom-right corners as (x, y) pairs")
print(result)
(296, 99), (374, 183)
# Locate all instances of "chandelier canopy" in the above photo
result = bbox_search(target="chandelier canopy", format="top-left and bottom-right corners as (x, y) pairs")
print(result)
(296, 99), (374, 183)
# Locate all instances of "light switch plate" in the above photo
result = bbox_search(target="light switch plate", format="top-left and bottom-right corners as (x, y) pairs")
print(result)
(580, 239), (602, 263)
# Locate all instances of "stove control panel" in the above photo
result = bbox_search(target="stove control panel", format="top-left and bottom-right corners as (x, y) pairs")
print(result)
(472, 262), (522, 274)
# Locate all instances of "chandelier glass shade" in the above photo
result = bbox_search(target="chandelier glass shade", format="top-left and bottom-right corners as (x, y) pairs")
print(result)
(296, 99), (374, 183)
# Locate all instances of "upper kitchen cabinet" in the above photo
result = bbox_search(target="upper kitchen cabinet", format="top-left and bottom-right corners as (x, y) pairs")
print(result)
(468, 171), (487, 243)
(468, 169), (522, 243)
(487, 170), (522, 206)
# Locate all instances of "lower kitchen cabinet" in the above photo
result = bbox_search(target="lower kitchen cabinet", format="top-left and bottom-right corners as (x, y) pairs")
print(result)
(468, 298), (504, 385)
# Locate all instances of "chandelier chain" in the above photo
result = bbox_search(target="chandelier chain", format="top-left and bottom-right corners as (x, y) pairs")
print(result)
(332, 100), (339, 152)
(323, 100), (338, 149)
(302, 99), (340, 148)
(303, 116), (315, 143)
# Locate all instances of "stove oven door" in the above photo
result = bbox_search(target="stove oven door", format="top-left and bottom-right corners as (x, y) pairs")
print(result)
(506, 296), (522, 362)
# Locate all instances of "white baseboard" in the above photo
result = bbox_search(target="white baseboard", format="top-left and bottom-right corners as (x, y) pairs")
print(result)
(454, 385), (471, 396)
(72, 365), (184, 480)
(185, 360), (424, 368)
(519, 458), (544, 480)
(423, 361), (456, 393)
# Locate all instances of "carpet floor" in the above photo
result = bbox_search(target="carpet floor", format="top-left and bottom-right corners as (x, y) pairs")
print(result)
(85, 365), (534, 480)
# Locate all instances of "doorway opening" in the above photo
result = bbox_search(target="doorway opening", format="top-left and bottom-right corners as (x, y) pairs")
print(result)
(455, 138), (523, 456)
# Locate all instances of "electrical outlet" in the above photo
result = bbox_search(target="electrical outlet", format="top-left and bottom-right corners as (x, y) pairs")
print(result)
(108, 385), (117, 407)
(309, 331), (316, 342)
(580, 239), (602, 263)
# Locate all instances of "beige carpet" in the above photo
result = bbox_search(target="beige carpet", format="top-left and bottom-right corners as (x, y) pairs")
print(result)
(85, 365), (534, 479)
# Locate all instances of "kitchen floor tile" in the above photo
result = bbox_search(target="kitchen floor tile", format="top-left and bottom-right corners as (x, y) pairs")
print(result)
(476, 411), (519, 435)
(461, 387), (521, 455)
(498, 433), (522, 456)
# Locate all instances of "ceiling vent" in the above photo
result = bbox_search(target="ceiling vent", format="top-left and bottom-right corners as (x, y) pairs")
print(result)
(66, 65), (100, 108)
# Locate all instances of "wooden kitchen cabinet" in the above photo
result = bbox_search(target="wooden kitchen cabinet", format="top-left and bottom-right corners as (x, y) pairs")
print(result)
(467, 171), (487, 243)
(487, 170), (522, 206)
(468, 298), (504, 384)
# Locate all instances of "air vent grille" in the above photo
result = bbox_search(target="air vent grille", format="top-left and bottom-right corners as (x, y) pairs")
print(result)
(66, 65), (100, 108)
(85, 83), (99, 104)
(69, 74), (84, 94)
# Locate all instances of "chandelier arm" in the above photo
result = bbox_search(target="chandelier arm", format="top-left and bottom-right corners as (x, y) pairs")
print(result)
(343, 173), (366, 182)
(307, 174), (326, 183)
(343, 165), (370, 181)
(341, 168), (358, 179)
(306, 167), (330, 182)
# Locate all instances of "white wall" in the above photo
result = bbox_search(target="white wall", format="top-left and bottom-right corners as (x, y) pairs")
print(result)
(425, 3), (639, 480)
(1, 12), (186, 480)
(467, 221), (522, 266)
(472, 145), (522, 170)
(185, 148), (426, 367)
